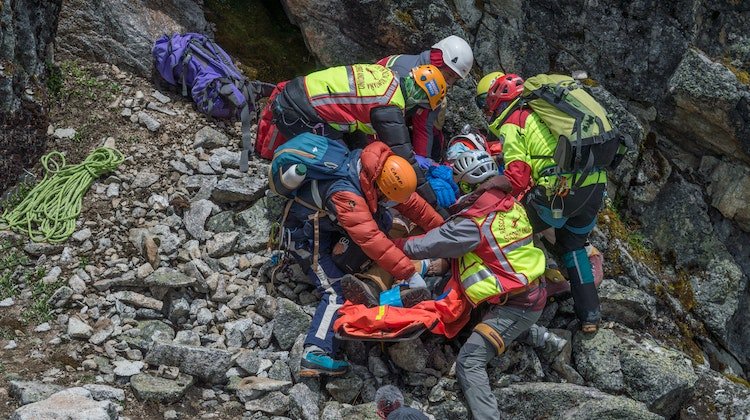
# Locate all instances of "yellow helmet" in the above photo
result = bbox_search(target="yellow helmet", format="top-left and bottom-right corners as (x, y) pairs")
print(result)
(412, 65), (447, 110)
(476, 72), (504, 96)
(376, 155), (417, 203)
(475, 71), (504, 111)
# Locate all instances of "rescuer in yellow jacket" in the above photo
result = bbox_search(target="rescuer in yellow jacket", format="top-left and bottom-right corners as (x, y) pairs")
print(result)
(271, 63), (447, 212)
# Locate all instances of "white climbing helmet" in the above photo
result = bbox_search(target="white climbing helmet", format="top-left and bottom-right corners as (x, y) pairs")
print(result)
(452, 150), (498, 185)
(432, 35), (474, 79)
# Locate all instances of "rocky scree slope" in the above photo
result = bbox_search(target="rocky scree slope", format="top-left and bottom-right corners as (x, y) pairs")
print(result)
(0, 60), (748, 419)
(0, 0), (749, 418)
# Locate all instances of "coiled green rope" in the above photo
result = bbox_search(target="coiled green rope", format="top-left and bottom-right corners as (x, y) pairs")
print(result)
(1, 147), (125, 243)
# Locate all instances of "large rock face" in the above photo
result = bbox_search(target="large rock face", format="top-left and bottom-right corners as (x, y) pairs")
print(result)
(56, 0), (211, 77)
(0, 0), (61, 193)
(282, 0), (699, 103)
(0, 0), (62, 115)
(659, 48), (750, 164)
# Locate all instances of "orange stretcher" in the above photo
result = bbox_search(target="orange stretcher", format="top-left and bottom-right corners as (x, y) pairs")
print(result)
(334, 277), (471, 342)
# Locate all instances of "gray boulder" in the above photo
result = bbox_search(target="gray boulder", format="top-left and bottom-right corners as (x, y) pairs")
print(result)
(9, 381), (65, 405)
(194, 126), (229, 149)
(281, 0), (464, 67)
(494, 382), (660, 420)
(233, 197), (280, 252)
(184, 199), (215, 240)
(144, 341), (233, 384)
(234, 376), (292, 402)
(130, 372), (194, 403)
(206, 231), (239, 257)
(121, 320), (175, 351)
(699, 156), (750, 232)
(325, 372), (364, 404)
(56, 0), (210, 77)
(661, 48), (750, 163)
(10, 388), (117, 420)
(144, 267), (196, 288)
(211, 177), (267, 203)
(572, 329), (625, 393)
(273, 298), (311, 350)
(388, 338), (429, 372)
(288, 383), (320, 420)
(626, 147), (672, 214)
(679, 368), (750, 419)
(244, 391), (290, 416)
(619, 334), (698, 418)
(598, 279), (656, 327)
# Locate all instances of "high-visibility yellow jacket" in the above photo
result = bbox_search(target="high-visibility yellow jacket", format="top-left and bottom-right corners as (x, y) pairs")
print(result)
(304, 64), (405, 134)
(401, 187), (546, 307)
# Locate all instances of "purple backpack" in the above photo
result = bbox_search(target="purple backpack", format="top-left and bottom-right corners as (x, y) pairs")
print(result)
(152, 33), (274, 171)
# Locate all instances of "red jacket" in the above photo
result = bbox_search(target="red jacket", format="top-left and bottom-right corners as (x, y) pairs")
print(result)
(329, 142), (443, 280)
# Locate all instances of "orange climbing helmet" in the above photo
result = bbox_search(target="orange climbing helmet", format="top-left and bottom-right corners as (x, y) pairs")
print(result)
(411, 65), (447, 110)
(376, 155), (417, 203)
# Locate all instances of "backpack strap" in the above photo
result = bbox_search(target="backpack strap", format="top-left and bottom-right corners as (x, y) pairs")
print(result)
(237, 81), (276, 172)
(179, 51), (193, 97)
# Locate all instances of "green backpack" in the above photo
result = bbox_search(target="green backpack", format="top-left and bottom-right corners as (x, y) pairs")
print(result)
(502, 74), (631, 186)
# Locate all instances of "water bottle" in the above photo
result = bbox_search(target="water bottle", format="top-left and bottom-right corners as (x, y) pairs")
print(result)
(282, 164), (307, 189)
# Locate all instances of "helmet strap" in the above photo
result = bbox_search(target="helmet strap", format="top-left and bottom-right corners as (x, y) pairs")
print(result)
(459, 181), (477, 194)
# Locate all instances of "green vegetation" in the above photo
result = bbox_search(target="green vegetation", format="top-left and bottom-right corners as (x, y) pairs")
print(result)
(52, 60), (123, 103)
(0, 239), (56, 323)
(0, 327), (14, 340)
(79, 254), (90, 267)
(0, 239), (30, 300)
(724, 373), (750, 388)
(725, 62), (750, 85)
(22, 267), (57, 324)
(597, 202), (659, 269)
(0, 176), (35, 214)
(204, 0), (317, 81)
(394, 10), (418, 31)
(46, 60), (64, 99)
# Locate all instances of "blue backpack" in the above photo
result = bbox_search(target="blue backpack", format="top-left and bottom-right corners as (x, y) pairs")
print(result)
(269, 133), (352, 201)
(152, 33), (275, 172)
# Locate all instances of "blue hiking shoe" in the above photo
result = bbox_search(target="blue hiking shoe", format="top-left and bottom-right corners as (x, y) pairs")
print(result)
(299, 347), (350, 377)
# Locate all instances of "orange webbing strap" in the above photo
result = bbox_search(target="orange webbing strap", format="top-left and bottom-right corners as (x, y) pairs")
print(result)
(474, 323), (506, 355)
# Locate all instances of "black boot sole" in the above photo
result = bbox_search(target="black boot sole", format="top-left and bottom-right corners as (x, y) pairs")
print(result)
(400, 287), (431, 308)
(341, 275), (379, 307)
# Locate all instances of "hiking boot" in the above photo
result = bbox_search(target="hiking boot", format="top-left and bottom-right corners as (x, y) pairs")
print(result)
(399, 287), (431, 308)
(341, 275), (379, 308)
(299, 346), (350, 377)
(581, 322), (599, 334)
(541, 332), (569, 360)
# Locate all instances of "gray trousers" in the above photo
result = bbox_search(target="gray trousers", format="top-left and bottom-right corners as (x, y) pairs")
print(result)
(456, 305), (542, 420)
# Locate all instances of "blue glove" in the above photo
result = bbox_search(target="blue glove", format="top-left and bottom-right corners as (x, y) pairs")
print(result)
(414, 155), (434, 170)
(428, 176), (457, 207)
(428, 165), (459, 196)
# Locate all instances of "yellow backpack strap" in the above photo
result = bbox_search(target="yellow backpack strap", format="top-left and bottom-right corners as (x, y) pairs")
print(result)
(474, 323), (506, 355)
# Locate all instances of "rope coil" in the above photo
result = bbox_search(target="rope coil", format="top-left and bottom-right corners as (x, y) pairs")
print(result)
(1, 147), (125, 243)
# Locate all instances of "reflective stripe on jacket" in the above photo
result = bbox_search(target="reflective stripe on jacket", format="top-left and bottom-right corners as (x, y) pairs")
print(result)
(458, 196), (545, 306)
(304, 64), (405, 134)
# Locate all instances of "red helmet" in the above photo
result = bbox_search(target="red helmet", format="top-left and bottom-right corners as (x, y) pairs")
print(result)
(486, 73), (524, 115)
